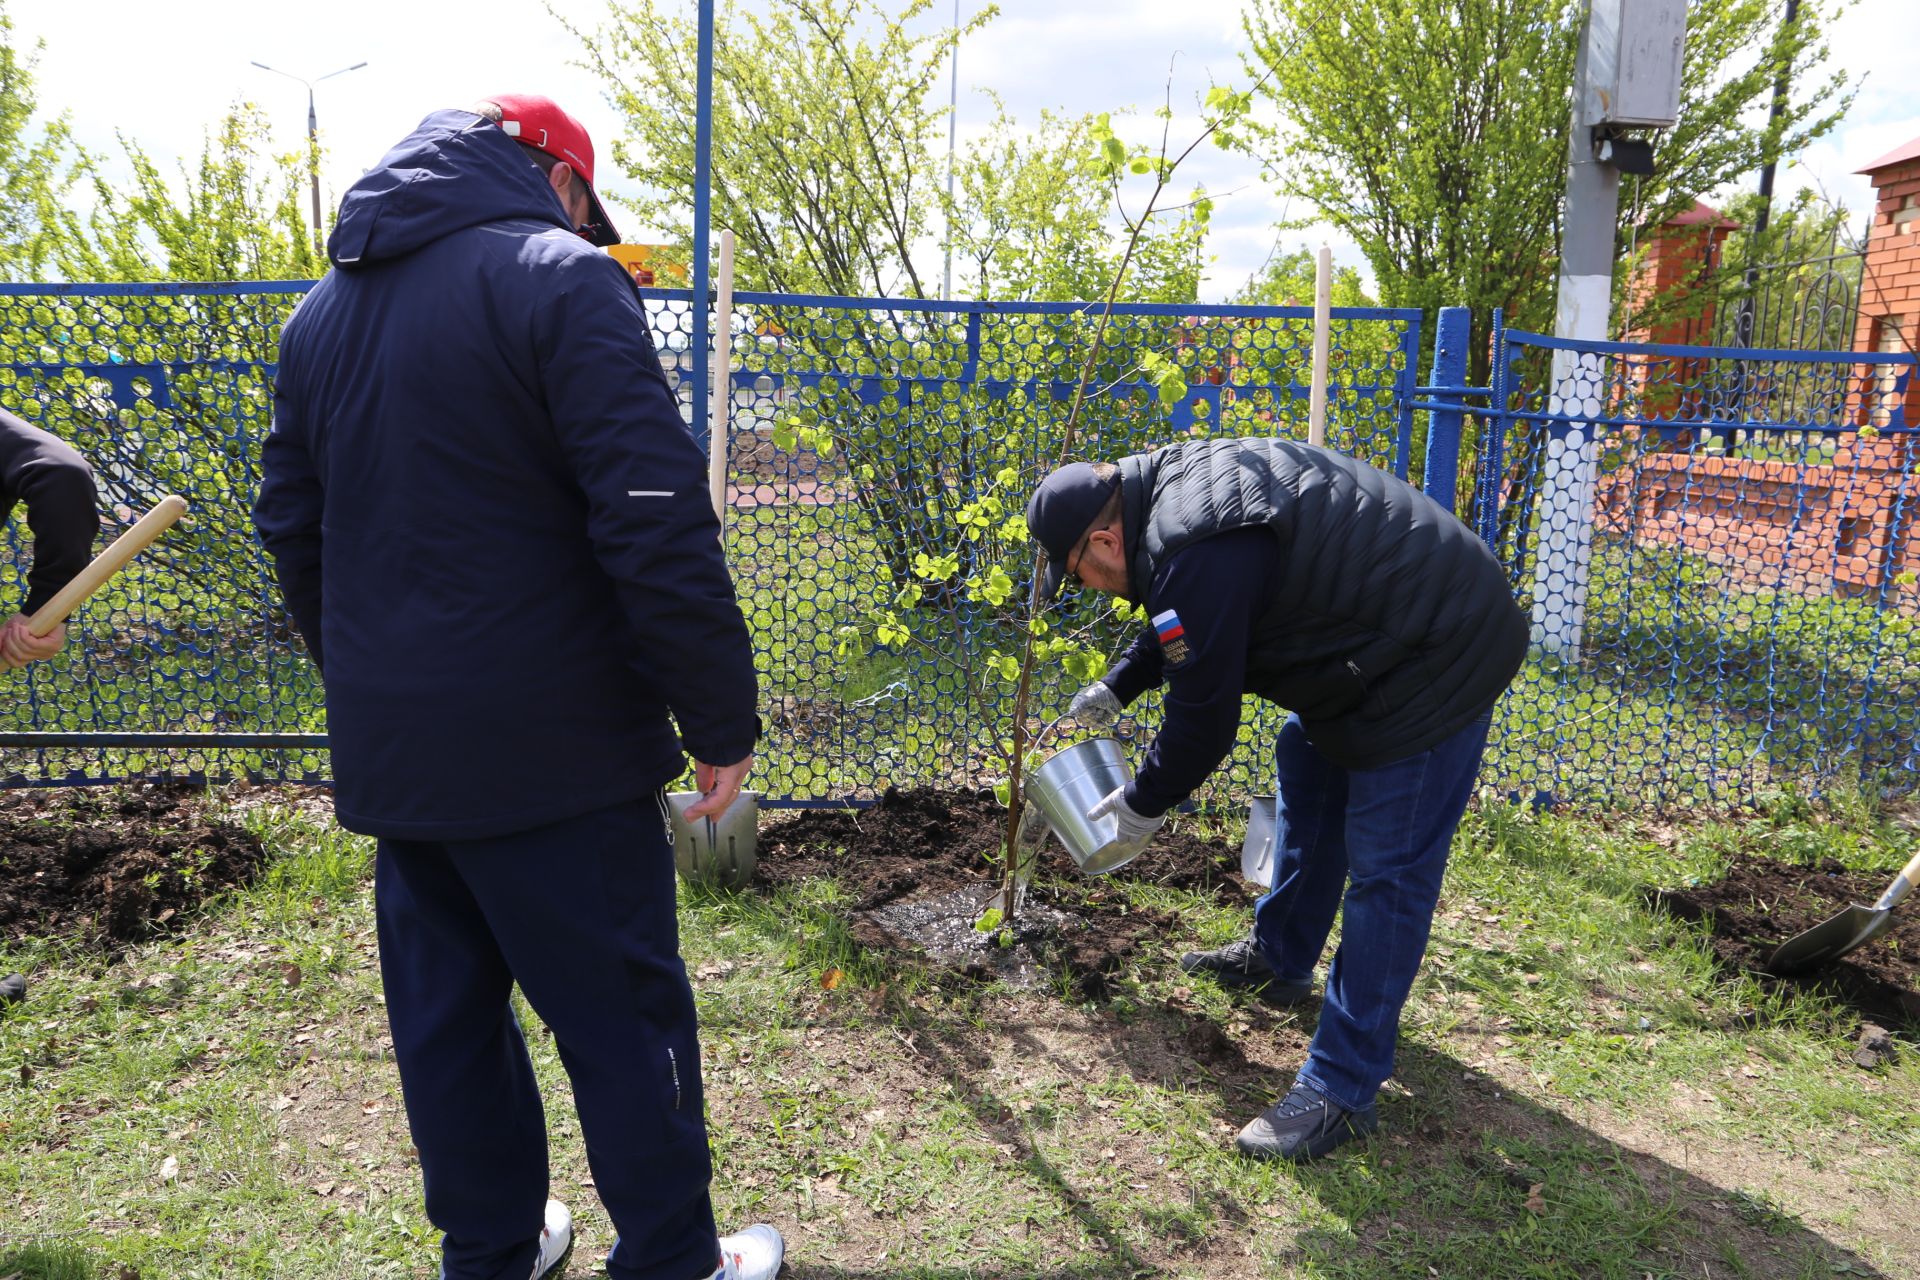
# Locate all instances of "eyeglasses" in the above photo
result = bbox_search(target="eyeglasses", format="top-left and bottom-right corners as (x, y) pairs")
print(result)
(1064, 525), (1100, 589)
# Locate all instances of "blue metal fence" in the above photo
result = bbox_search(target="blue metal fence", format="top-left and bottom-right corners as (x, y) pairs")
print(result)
(1470, 314), (1920, 807)
(5, 280), (1918, 811)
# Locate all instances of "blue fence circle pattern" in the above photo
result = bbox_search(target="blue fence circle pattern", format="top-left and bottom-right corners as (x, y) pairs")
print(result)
(4, 283), (1916, 812)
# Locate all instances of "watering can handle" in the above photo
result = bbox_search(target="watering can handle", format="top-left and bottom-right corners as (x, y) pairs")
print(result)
(1871, 847), (1920, 913)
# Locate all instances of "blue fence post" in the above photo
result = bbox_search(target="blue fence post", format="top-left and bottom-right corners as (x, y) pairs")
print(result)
(690, 0), (715, 448)
(1394, 313), (1423, 478)
(1421, 305), (1470, 513)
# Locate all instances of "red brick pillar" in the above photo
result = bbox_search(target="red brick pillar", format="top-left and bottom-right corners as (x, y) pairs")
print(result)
(1623, 201), (1741, 348)
(1848, 137), (1920, 605)
(1854, 136), (1920, 430)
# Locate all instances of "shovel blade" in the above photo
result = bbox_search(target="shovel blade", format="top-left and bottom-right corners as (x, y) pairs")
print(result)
(1762, 904), (1892, 976)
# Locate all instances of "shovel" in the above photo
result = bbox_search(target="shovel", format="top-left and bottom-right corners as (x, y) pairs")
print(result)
(666, 788), (760, 889)
(24, 496), (189, 637)
(1762, 847), (1920, 976)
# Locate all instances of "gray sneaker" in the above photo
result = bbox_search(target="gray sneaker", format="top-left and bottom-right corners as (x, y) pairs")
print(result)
(1178, 938), (1313, 1005)
(1235, 1081), (1378, 1162)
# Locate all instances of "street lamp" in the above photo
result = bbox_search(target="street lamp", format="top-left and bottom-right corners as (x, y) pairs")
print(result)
(251, 59), (368, 254)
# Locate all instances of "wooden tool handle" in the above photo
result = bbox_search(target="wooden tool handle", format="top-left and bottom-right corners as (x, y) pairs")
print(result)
(26, 495), (189, 637)
(1871, 846), (1920, 913)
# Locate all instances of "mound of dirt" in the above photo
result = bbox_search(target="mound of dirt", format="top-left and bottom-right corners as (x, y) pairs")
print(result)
(754, 787), (1257, 998)
(0, 784), (268, 947)
(1654, 854), (1920, 1027)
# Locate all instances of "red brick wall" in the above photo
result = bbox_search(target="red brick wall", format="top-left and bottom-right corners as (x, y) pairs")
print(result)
(1597, 448), (1918, 605)
(1853, 154), (1920, 427)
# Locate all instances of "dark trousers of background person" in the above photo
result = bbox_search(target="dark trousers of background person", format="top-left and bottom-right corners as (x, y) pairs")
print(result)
(375, 796), (720, 1280)
(1251, 709), (1494, 1112)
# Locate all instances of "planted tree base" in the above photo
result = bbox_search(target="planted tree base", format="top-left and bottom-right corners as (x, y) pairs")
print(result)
(0, 784), (267, 948)
(754, 787), (1254, 998)
(1654, 855), (1920, 1027)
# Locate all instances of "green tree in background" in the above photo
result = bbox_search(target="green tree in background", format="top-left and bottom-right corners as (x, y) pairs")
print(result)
(43, 103), (323, 283)
(949, 98), (1205, 305)
(567, 0), (987, 299)
(0, 1), (82, 281)
(566, 0), (1205, 305)
(1232, 243), (1375, 308)
(1237, 0), (1853, 344)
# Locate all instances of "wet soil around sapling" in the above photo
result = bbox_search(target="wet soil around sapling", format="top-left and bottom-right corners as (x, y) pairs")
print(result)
(1654, 853), (1920, 1026)
(754, 787), (1255, 997)
(0, 784), (269, 948)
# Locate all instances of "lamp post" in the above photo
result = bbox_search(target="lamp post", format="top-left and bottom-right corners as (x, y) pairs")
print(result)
(251, 59), (367, 254)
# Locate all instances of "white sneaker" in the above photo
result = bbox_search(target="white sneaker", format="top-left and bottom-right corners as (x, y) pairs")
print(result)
(531, 1199), (572, 1280)
(705, 1223), (784, 1280)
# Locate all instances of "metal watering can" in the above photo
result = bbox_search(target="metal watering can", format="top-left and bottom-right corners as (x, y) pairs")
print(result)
(667, 789), (761, 889)
(1025, 738), (1141, 875)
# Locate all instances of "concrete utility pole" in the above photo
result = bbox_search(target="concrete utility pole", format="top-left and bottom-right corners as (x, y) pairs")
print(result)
(1530, 0), (1687, 659)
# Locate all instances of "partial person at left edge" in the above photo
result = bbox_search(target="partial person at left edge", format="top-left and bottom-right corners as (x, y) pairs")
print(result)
(0, 407), (100, 671)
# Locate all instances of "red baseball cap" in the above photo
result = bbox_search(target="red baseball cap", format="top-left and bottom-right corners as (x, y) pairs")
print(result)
(483, 93), (621, 247)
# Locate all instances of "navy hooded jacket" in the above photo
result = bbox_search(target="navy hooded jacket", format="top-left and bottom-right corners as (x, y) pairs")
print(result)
(253, 109), (758, 841)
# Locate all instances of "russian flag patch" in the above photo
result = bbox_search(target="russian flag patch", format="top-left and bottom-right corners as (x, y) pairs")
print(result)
(1153, 609), (1185, 642)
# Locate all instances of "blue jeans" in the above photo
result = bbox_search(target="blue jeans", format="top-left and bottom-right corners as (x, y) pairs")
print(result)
(376, 797), (720, 1280)
(1251, 711), (1492, 1113)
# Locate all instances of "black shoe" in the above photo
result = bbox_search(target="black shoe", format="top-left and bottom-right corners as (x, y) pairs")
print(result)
(0, 973), (25, 1005)
(1178, 939), (1314, 1005)
(1235, 1081), (1379, 1162)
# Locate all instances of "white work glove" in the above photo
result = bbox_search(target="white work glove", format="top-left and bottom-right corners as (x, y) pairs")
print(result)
(1087, 786), (1166, 846)
(1068, 681), (1123, 729)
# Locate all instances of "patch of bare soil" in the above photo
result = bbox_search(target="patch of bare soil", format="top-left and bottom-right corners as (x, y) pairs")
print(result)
(1652, 853), (1920, 1027)
(754, 787), (1254, 999)
(0, 783), (267, 947)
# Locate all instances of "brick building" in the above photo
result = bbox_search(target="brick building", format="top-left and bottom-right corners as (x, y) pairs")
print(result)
(1595, 136), (1920, 605)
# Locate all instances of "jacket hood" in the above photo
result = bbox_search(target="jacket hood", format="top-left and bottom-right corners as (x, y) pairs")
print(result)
(328, 109), (575, 269)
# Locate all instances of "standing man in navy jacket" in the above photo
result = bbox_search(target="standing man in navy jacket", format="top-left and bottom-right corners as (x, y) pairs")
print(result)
(1, 408), (99, 670)
(1027, 439), (1526, 1163)
(254, 96), (781, 1280)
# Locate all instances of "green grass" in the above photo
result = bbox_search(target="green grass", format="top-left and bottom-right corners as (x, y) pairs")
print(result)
(3, 786), (1917, 1278)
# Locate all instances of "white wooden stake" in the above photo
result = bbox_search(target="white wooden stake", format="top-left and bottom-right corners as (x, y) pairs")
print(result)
(709, 229), (735, 537)
(1308, 242), (1332, 447)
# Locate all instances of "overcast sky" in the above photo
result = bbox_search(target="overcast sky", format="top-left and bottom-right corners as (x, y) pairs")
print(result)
(9, 0), (1918, 301)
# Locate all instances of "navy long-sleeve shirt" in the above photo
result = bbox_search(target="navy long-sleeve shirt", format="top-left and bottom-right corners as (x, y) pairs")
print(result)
(1103, 526), (1276, 817)
(1, 409), (99, 617)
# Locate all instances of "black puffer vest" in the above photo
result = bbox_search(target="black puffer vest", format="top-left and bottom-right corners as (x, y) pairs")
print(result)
(1120, 438), (1527, 769)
